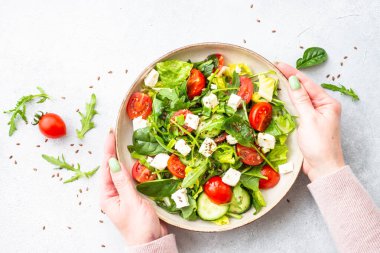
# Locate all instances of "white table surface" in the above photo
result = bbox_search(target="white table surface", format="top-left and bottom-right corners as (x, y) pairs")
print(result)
(1, 0), (379, 252)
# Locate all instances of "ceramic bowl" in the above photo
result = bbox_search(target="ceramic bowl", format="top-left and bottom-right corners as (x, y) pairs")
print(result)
(115, 42), (303, 232)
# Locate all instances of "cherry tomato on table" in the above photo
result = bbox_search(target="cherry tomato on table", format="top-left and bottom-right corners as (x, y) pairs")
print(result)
(170, 109), (195, 132)
(36, 113), (66, 139)
(204, 176), (232, 204)
(236, 143), (264, 166)
(259, 165), (280, 189)
(237, 76), (254, 104)
(187, 69), (205, 100)
(249, 102), (272, 132)
(127, 92), (152, 119)
(167, 155), (186, 179)
(132, 161), (157, 183)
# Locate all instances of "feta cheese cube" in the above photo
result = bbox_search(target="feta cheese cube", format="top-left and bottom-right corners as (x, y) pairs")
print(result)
(222, 168), (241, 187)
(132, 116), (148, 131)
(279, 162), (294, 174)
(202, 93), (219, 109)
(184, 113), (200, 130)
(175, 139), (191, 156)
(257, 133), (276, 150)
(217, 66), (229, 77)
(144, 69), (159, 87)
(226, 135), (238, 145)
(150, 153), (170, 170)
(227, 94), (242, 111)
(199, 137), (217, 157)
(171, 188), (189, 208)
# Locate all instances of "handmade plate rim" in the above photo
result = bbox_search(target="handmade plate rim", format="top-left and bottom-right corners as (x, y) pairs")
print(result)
(115, 42), (303, 232)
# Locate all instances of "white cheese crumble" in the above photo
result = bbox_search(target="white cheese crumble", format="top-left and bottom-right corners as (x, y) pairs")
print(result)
(175, 139), (191, 156)
(171, 188), (189, 208)
(184, 113), (200, 130)
(222, 168), (241, 187)
(227, 94), (242, 111)
(279, 162), (294, 174)
(257, 133), (276, 150)
(226, 135), (238, 145)
(202, 93), (219, 109)
(132, 116), (148, 131)
(199, 138), (217, 157)
(150, 153), (170, 171)
(144, 69), (159, 87)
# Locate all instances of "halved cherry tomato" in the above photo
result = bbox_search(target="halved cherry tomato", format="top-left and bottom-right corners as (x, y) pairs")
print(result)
(236, 144), (264, 166)
(187, 69), (206, 100)
(249, 102), (272, 132)
(204, 176), (232, 204)
(259, 165), (280, 189)
(170, 109), (194, 132)
(127, 92), (152, 119)
(238, 76), (254, 104)
(214, 132), (228, 144)
(215, 54), (224, 68)
(132, 161), (156, 183)
(37, 113), (66, 139)
(167, 155), (186, 178)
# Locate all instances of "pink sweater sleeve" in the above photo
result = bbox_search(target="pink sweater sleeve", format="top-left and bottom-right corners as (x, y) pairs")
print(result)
(308, 166), (380, 253)
(126, 234), (178, 253)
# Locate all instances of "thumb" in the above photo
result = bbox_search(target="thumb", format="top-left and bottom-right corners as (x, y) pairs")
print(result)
(108, 157), (138, 202)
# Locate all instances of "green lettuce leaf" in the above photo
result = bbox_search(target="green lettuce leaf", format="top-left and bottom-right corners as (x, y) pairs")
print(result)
(156, 60), (193, 87)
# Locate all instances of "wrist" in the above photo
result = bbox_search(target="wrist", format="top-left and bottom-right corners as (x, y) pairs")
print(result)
(308, 163), (345, 182)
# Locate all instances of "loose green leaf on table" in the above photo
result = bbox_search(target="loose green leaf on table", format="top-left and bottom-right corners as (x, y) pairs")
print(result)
(76, 93), (97, 139)
(42, 154), (99, 183)
(321, 83), (360, 101)
(296, 47), (328, 69)
(4, 86), (49, 136)
(136, 179), (181, 198)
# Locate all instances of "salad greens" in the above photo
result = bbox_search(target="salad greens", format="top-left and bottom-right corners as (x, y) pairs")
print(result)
(321, 83), (360, 101)
(296, 47), (328, 69)
(127, 54), (296, 224)
(4, 86), (50, 136)
(76, 93), (97, 139)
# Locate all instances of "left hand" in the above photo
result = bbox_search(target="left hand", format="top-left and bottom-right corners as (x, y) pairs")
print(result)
(100, 129), (168, 245)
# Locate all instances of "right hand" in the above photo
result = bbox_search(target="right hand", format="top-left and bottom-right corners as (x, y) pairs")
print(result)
(276, 62), (345, 182)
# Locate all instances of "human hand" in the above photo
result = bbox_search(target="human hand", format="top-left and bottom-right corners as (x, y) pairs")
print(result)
(100, 129), (167, 245)
(275, 62), (345, 182)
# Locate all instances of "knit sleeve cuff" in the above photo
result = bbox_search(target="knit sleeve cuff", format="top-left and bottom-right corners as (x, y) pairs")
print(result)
(126, 234), (178, 253)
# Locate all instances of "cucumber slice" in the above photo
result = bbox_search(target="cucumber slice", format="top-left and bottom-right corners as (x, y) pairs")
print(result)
(228, 186), (251, 214)
(197, 193), (229, 221)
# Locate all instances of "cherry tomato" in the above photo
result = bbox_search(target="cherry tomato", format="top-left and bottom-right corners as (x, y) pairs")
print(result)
(167, 155), (186, 178)
(170, 109), (194, 132)
(127, 92), (152, 119)
(214, 132), (228, 144)
(249, 102), (273, 132)
(204, 176), (232, 204)
(215, 54), (224, 68)
(237, 76), (254, 104)
(38, 113), (66, 139)
(259, 165), (280, 189)
(132, 161), (156, 183)
(187, 69), (206, 100)
(236, 144), (264, 166)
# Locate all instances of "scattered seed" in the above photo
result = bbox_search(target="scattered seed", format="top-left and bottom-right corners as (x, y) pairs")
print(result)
(125, 69), (128, 75)
(243, 39), (246, 43)
(337, 74), (341, 79)
(250, 4), (253, 8)
(272, 30), (276, 33)
(76, 109), (80, 113)
(86, 187), (89, 192)
(33, 168), (37, 171)
(79, 188), (83, 193)
(89, 85), (94, 89)
(88, 151), (92, 155)
(59, 178), (63, 181)
(79, 201), (82, 206)
(57, 173), (60, 177)
(79, 144), (83, 147)
(354, 46), (357, 50)
(14, 160), (17, 165)
(108, 71), (113, 74)
(70, 144), (74, 147)
(9, 155), (13, 159)
(67, 226), (72, 230)
(52, 174), (55, 178)
(340, 62), (343, 66)
(43, 226), (46, 230)
(101, 244), (106, 248)
(36, 145), (40, 148)
(256, 19), (261, 23)
(75, 150), (79, 154)
(99, 220), (104, 223)
(326, 74), (330, 78)
(344, 56), (348, 59)
(61, 96), (66, 100)
(101, 209), (105, 214)
(299, 46), (304, 49)
(45, 139), (48, 143)
(286, 199), (290, 203)
(97, 76), (100, 81)
(332, 76), (336, 81)
(16, 143), (20, 146)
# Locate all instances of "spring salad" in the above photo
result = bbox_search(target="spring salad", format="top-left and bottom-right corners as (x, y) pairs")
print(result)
(126, 53), (296, 224)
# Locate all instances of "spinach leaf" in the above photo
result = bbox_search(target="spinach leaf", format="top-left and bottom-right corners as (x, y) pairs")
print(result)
(224, 114), (255, 147)
(156, 60), (193, 87)
(182, 159), (208, 188)
(136, 179), (180, 198)
(194, 59), (214, 77)
(252, 190), (266, 214)
(296, 47), (328, 69)
(240, 167), (267, 192)
(132, 127), (166, 155)
(321, 83), (359, 101)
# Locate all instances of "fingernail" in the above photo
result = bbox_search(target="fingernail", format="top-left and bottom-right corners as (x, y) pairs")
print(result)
(289, 75), (301, 90)
(108, 157), (121, 173)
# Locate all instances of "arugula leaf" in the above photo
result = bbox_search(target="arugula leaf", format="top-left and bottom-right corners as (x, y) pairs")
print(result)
(76, 93), (97, 139)
(132, 127), (167, 155)
(42, 154), (99, 184)
(182, 159), (208, 188)
(136, 179), (180, 198)
(296, 47), (328, 69)
(224, 114), (255, 147)
(156, 60), (193, 87)
(321, 83), (360, 101)
(4, 86), (49, 136)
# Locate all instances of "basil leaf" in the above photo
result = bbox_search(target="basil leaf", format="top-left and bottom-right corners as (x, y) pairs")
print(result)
(296, 47), (328, 69)
(136, 179), (180, 198)
(224, 114), (255, 147)
(132, 127), (166, 155)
